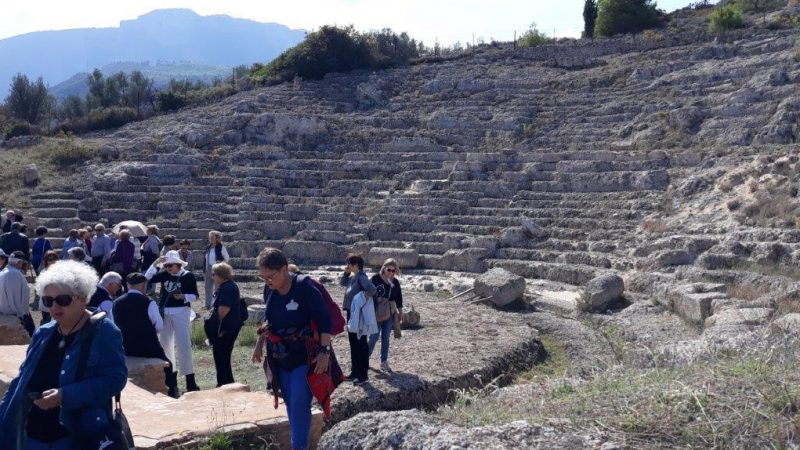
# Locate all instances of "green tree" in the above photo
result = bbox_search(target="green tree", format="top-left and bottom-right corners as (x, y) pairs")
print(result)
(584, 0), (599, 38)
(709, 4), (745, 32)
(4, 74), (53, 125)
(127, 70), (154, 117)
(58, 95), (86, 121)
(87, 69), (105, 109)
(517, 23), (551, 48)
(595, 0), (665, 37)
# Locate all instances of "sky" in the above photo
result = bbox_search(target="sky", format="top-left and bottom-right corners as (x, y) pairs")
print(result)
(1, 0), (698, 46)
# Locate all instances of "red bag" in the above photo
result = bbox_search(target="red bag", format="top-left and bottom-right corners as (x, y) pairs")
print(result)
(301, 275), (346, 336)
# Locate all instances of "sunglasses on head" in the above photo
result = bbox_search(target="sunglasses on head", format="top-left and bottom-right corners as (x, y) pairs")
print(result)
(42, 294), (74, 308)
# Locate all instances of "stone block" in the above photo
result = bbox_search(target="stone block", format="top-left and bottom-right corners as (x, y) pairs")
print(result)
(367, 247), (419, 268)
(670, 291), (726, 324)
(581, 274), (624, 312)
(704, 308), (773, 329)
(283, 240), (342, 264)
(247, 304), (266, 324)
(474, 268), (526, 307)
(126, 356), (169, 394)
(771, 313), (800, 335)
(0, 315), (31, 345)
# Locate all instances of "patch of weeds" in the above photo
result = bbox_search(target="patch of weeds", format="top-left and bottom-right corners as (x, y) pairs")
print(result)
(191, 320), (208, 347)
(725, 282), (774, 300)
(515, 334), (572, 383)
(237, 325), (258, 347)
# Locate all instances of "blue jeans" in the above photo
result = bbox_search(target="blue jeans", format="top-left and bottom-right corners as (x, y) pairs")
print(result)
(368, 319), (393, 363)
(24, 435), (72, 450)
(278, 365), (312, 450)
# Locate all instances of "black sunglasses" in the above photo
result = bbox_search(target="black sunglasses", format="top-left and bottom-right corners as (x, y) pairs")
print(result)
(42, 294), (74, 308)
(164, 263), (179, 269)
(386, 268), (396, 273)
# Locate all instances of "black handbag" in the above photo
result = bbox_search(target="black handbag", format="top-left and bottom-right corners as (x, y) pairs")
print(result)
(74, 312), (135, 450)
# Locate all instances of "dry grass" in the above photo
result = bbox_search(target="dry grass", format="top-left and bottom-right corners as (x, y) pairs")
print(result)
(0, 137), (99, 207)
(726, 282), (775, 301)
(438, 339), (800, 449)
(642, 218), (672, 233)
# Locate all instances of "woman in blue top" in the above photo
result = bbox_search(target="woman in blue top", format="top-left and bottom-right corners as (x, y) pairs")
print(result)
(30, 226), (52, 275)
(0, 260), (127, 450)
(258, 248), (332, 450)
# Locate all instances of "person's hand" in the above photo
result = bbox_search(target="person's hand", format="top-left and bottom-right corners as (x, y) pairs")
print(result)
(252, 347), (263, 363)
(343, 266), (351, 274)
(314, 353), (330, 374)
(33, 389), (62, 410)
(155, 256), (165, 264)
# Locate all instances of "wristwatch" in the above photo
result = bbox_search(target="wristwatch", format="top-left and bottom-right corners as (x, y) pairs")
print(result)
(319, 344), (332, 354)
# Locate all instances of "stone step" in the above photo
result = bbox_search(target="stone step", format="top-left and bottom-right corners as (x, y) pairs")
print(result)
(487, 259), (599, 286)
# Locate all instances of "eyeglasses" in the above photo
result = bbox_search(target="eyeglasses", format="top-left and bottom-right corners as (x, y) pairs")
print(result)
(42, 294), (74, 308)
(386, 268), (396, 273)
(259, 269), (282, 282)
(164, 264), (179, 269)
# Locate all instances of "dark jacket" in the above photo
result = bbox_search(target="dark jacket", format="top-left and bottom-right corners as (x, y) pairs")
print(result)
(213, 280), (242, 336)
(0, 317), (127, 448)
(113, 292), (166, 359)
(110, 240), (135, 272)
(0, 231), (30, 260)
(371, 274), (403, 310)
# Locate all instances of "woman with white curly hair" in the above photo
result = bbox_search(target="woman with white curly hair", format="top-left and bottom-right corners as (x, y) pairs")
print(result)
(0, 260), (127, 449)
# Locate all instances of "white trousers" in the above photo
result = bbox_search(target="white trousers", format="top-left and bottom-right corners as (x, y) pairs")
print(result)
(159, 307), (194, 375)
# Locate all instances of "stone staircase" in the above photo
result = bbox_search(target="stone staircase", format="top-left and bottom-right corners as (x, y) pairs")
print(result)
(18, 24), (800, 288)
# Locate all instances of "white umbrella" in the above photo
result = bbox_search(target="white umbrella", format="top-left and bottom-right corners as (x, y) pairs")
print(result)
(112, 220), (148, 238)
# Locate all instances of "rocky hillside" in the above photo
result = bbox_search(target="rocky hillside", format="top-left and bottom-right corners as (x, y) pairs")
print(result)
(14, 6), (800, 284)
(6, 4), (800, 447)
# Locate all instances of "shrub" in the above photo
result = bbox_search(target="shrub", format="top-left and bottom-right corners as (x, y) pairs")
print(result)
(5, 122), (34, 139)
(595, 0), (666, 37)
(252, 25), (419, 85)
(48, 142), (98, 167)
(86, 107), (137, 131)
(157, 91), (186, 112)
(518, 23), (551, 48)
(709, 4), (745, 33)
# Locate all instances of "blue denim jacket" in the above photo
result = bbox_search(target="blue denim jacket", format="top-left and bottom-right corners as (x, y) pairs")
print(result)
(0, 316), (128, 448)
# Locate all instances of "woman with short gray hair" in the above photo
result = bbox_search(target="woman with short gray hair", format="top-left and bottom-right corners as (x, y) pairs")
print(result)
(0, 260), (127, 449)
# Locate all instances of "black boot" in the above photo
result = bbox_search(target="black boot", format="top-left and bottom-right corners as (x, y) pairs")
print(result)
(165, 370), (179, 398)
(185, 373), (201, 392)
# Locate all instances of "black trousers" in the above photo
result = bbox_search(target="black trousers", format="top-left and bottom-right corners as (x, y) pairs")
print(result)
(19, 314), (35, 337)
(346, 311), (370, 381)
(91, 256), (106, 275)
(212, 328), (240, 387)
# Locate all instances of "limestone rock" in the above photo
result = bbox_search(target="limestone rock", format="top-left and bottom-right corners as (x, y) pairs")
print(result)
(474, 268), (526, 307)
(0, 315), (30, 345)
(771, 313), (800, 335)
(704, 308), (773, 329)
(126, 356), (169, 394)
(581, 274), (624, 312)
(283, 240), (341, 264)
(23, 164), (38, 186)
(367, 247), (419, 268)
(422, 282), (434, 292)
(320, 410), (599, 450)
(247, 304), (266, 324)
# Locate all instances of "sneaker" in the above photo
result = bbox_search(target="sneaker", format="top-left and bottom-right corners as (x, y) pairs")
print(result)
(380, 361), (392, 373)
(353, 378), (368, 386)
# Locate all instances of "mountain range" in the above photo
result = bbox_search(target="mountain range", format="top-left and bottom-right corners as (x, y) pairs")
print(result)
(0, 9), (306, 99)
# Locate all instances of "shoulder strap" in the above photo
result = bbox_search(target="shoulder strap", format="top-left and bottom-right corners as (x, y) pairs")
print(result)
(75, 312), (122, 403)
